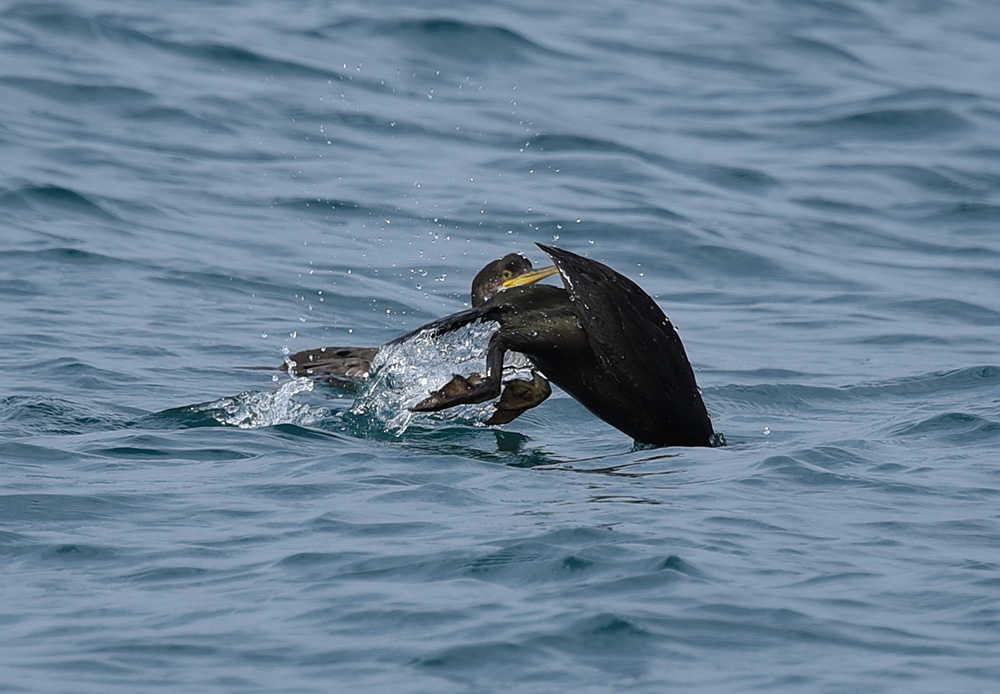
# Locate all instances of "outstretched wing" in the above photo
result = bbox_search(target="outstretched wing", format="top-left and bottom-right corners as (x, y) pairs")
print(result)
(536, 243), (705, 413)
(386, 307), (485, 347)
(281, 308), (485, 385)
(283, 345), (379, 387)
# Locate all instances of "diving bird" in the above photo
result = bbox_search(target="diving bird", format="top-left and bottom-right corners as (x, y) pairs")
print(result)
(286, 245), (713, 446)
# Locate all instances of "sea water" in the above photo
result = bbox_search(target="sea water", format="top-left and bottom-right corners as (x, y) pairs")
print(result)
(2, 1), (999, 692)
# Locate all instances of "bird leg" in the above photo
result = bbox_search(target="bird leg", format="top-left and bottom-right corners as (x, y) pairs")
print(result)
(485, 370), (551, 425)
(411, 333), (507, 412)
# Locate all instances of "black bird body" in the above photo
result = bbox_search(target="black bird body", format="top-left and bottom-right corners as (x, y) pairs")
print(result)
(412, 245), (713, 446)
(284, 245), (713, 447)
(539, 244), (712, 446)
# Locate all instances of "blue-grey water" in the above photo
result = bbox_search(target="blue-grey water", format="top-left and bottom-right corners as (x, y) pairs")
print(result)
(2, 1), (1000, 692)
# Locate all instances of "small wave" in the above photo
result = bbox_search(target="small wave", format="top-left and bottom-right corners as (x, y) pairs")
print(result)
(715, 366), (1000, 410)
(699, 164), (780, 191)
(2, 2), (149, 45)
(892, 412), (1000, 443)
(3, 3), (347, 84)
(889, 298), (1000, 325)
(370, 18), (563, 64)
(927, 201), (1000, 222)
(802, 107), (969, 140)
(0, 184), (120, 221)
(130, 105), (235, 134)
(0, 75), (154, 108)
(168, 41), (344, 81)
(528, 133), (635, 155)
(753, 450), (872, 488)
(849, 366), (1000, 398)
(786, 35), (868, 67)
(0, 395), (134, 436)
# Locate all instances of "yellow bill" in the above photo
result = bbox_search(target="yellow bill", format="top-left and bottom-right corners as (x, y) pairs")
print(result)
(502, 265), (558, 288)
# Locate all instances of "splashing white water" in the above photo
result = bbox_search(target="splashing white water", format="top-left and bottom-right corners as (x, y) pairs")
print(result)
(203, 320), (531, 433)
(351, 319), (533, 435)
(206, 376), (329, 429)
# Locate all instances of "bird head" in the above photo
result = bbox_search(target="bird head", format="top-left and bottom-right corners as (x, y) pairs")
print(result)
(470, 253), (558, 307)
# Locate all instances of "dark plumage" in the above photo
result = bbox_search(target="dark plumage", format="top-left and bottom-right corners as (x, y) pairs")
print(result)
(285, 245), (713, 446)
(411, 244), (713, 446)
(280, 345), (379, 390)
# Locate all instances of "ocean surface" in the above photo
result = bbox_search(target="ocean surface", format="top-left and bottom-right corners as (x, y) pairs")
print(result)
(2, 1), (999, 691)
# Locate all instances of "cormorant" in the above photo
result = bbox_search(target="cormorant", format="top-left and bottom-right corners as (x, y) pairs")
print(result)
(285, 245), (713, 446)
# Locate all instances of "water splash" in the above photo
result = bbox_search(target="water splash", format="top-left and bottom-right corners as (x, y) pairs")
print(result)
(199, 321), (531, 434)
(203, 376), (329, 429)
(350, 319), (533, 435)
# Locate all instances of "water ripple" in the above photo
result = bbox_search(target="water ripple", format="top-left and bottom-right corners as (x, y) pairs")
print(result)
(4, 0), (1000, 692)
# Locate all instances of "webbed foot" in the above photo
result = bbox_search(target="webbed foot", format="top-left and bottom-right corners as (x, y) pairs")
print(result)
(411, 372), (497, 412)
(485, 372), (552, 425)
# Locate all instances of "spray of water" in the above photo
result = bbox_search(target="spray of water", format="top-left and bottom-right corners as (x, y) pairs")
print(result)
(205, 375), (329, 429)
(202, 319), (531, 434)
(351, 319), (532, 434)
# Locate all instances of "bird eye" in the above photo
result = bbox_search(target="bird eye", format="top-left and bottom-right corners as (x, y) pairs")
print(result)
(501, 269), (513, 280)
